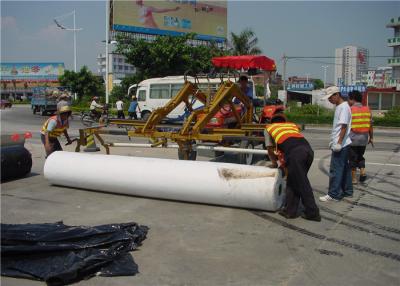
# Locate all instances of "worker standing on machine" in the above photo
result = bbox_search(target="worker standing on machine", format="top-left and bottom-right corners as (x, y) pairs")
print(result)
(264, 114), (321, 222)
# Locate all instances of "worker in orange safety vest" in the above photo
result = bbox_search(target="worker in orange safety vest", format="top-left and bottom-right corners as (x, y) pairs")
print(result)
(348, 90), (373, 184)
(264, 114), (320, 222)
(40, 105), (72, 157)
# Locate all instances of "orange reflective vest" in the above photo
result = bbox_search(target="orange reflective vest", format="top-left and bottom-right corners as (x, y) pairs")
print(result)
(351, 105), (371, 133)
(266, 122), (304, 145)
(41, 116), (68, 138)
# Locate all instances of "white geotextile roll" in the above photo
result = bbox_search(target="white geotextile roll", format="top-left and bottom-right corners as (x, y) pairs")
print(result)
(44, 152), (285, 211)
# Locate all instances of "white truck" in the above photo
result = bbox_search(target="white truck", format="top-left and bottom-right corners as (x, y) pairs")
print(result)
(128, 75), (255, 122)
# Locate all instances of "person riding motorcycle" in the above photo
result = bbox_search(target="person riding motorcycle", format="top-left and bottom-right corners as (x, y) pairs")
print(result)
(90, 96), (103, 120)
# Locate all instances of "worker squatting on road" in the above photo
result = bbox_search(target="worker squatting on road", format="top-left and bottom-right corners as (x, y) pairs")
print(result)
(40, 105), (72, 158)
(264, 114), (321, 222)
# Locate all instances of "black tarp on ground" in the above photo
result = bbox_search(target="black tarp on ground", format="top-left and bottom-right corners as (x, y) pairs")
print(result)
(1, 221), (148, 286)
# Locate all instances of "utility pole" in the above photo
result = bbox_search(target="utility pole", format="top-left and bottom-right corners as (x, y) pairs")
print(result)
(106, 0), (109, 104)
(282, 54), (288, 91)
(322, 65), (329, 88)
(305, 73), (310, 83)
(73, 10), (77, 73)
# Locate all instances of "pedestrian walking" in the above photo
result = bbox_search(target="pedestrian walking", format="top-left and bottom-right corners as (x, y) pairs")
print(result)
(116, 97), (125, 119)
(319, 86), (353, 202)
(128, 96), (140, 120)
(265, 114), (321, 221)
(348, 90), (373, 184)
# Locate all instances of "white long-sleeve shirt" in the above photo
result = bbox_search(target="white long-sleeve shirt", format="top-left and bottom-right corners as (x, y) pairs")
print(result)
(90, 100), (103, 110)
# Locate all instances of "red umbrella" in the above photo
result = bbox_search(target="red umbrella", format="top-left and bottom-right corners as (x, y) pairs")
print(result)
(211, 55), (276, 71)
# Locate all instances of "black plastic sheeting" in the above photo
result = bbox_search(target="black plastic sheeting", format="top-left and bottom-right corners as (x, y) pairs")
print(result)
(1, 221), (148, 286)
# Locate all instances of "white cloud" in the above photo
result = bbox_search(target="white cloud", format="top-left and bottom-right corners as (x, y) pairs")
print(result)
(36, 23), (68, 42)
(1, 16), (18, 30)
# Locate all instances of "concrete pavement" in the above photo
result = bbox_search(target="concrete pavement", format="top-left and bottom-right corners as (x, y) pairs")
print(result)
(1, 105), (400, 286)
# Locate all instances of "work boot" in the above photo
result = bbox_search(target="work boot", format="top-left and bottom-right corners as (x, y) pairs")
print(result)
(360, 168), (367, 182)
(351, 168), (358, 185)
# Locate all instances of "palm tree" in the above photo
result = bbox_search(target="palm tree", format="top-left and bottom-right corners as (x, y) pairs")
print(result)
(229, 28), (262, 55)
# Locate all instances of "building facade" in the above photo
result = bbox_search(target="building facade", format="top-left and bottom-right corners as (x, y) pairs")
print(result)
(387, 16), (400, 89)
(335, 45), (369, 86)
(97, 53), (136, 85)
(362, 67), (393, 88)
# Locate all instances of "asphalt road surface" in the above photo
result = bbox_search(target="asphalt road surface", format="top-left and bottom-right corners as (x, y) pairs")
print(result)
(1, 105), (400, 286)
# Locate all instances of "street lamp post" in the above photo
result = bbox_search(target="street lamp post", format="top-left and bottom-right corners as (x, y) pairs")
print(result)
(104, 40), (117, 105)
(54, 10), (82, 100)
(105, 0), (109, 104)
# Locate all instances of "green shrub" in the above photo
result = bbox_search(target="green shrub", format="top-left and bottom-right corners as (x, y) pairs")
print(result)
(286, 103), (333, 116)
(285, 113), (333, 125)
(384, 106), (400, 119)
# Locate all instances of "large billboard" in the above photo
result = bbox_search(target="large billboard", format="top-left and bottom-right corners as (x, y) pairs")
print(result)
(112, 0), (227, 42)
(0, 63), (65, 82)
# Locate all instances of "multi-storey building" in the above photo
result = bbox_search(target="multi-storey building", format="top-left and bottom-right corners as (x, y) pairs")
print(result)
(387, 16), (400, 89)
(335, 46), (369, 86)
(97, 53), (136, 86)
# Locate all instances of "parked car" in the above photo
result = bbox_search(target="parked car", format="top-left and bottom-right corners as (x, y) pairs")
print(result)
(0, 99), (12, 109)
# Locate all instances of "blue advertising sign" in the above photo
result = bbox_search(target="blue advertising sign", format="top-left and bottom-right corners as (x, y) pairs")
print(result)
(339, 84), (367, 96)
(287, 83), (315, 91)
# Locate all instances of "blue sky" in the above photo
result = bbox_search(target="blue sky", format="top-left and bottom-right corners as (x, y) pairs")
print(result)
(1, 1), (398, 84)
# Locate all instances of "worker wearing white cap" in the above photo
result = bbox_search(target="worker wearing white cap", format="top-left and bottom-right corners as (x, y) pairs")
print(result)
(319, 86), (353, 202)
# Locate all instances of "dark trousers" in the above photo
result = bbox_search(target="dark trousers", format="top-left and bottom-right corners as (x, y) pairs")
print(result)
(117, 110), (125, 119)
(349, 145), (366, 169)
(128, 112), (137, 120)
(41, 134), (62, 157)
(90, 109), (101, 120)
(285, 144), (319, 217)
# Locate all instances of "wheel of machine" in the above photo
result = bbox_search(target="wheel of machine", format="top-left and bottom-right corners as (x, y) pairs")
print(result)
(214, 150), (224, 158)
(142, 112), (151, 121)
(238, 140), (254, 165)
(81, 113), (94, 127)
(32, 107), (36, 114)
(178, 141), (197, 161)
(41, 107), (47, 116)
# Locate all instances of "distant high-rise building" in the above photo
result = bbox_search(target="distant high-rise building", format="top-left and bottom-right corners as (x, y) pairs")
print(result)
(97, 53), (136, 85)
(387, 16), (400, 89)
(335, 46), (369, 86)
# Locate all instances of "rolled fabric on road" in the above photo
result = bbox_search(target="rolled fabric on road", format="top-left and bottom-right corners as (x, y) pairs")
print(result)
(44, 152), (285, 211)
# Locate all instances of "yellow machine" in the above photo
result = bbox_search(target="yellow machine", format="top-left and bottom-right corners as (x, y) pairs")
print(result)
(76, 77), (268, 164)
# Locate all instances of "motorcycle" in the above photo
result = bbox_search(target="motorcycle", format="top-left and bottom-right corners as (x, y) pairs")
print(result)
(80, 104), (110, 127)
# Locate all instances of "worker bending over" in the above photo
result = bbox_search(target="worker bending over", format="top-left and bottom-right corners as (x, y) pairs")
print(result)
(265, 114), (320, 222)
(41, 105), (72, 157)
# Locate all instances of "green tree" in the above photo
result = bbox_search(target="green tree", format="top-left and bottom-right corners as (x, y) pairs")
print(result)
(115, 33), (226, 79)
(120, 73), (146, 95)
(229, 28), (262, 55)
(59, 66), (104, 101)
(313, 79), (324, 90)
(109, 85), (126, 103)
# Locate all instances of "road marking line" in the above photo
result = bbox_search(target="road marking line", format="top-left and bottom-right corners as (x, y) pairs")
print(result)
(314, 158), (400, 167)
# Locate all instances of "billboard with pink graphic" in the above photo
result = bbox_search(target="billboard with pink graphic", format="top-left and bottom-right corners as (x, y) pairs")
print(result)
(112, 0), (227, 42)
